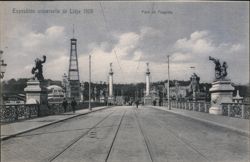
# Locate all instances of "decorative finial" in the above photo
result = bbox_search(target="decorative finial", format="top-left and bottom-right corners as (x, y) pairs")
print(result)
(109, 62), (113, 74)
(146, 62), (150, 75)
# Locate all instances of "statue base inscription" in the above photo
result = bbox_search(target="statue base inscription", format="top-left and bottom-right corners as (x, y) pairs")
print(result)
(209, 80), (234, 115)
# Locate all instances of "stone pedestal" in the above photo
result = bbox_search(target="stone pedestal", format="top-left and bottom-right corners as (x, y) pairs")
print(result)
(108, 96), (115, 105)
(24, 79), (48, 116)
(144, 96), (152, 105)
(209, 80), (234, 115)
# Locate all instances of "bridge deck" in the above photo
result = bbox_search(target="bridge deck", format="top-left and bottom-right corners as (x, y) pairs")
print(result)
(1, 106), (249, 162)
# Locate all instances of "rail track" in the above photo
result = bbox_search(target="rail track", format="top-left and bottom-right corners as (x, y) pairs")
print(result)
(47, 108), (127, 162)
(134, 109), (154, 162)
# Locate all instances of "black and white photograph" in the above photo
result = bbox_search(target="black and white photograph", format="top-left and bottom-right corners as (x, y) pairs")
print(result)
(0, 1), (249, 162)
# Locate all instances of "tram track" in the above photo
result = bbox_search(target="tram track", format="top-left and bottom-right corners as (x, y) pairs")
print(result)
(105, 110), (126, 162)
(48, 110), (116, 162)
(48, 108), (127, 162)
(144, 107), (211, 162)
(134, 109), (154, 162)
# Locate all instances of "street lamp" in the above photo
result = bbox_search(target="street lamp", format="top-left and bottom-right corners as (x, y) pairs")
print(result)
(0, 50), (7, 108)
(167, 55), (170, 110)
(89, 55), (92, 111)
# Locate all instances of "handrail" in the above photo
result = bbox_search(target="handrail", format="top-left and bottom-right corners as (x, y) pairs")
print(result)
(163, 101), (249, 119)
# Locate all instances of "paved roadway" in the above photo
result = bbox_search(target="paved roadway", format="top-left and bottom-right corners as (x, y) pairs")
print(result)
(1, 106), (249, 162)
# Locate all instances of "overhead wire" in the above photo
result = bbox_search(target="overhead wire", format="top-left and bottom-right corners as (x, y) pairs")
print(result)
(133, 2), (155, 83)
(99, 2), (126, 83)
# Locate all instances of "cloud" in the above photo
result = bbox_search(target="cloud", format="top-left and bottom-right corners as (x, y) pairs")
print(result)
(172, 30), (244, 63)
(21, 26), (65, 49)
(72, 29), (248, 84)
(174, 30), (214, 55)
(110, 26), (162, 60)
(3, 13), (248, 85)
(77, 27), (163, 83)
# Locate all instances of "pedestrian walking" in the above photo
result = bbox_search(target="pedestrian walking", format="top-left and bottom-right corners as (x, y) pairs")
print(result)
(62, 98), (68, 113)
(71, 97), (77, 113)
(135, 100), (139, 108)
(153, 100), (156, 106)
(159, 98), (162, 106)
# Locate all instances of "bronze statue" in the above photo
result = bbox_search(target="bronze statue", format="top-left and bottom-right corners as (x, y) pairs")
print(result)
(32, 55), (46, 81)
(209, 56), (228, 80)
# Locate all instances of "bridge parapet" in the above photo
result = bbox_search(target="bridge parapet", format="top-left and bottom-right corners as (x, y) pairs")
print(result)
(0, 102), (107, 123)
(221, 103), (250, 119)
(168, 101), (249, 119)
(0, 104), (39, 122)
(0, 103), (66, 123)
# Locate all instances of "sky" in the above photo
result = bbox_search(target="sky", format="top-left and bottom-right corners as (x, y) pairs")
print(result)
(0, 1), (249, 84)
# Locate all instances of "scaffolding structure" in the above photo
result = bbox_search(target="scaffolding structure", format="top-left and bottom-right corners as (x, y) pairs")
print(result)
(68, 31), (80, 101)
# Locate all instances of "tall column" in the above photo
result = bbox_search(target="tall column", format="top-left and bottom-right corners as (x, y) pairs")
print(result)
(144, 62), (152, 105)
(145, 62), (150, 96)
(109, 63), (113, 97)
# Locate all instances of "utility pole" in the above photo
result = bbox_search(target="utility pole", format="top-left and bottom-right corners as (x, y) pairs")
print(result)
(190, 66), (196, 101)
(167, 55), (171, 110)
(89, 55), (92, 111)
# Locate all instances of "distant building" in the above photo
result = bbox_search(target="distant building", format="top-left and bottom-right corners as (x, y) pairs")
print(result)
(47, 85), (65, 103)
(169, 85), (189, 100)
(3, 94), (25, 105)
(115, 96), (125, 105)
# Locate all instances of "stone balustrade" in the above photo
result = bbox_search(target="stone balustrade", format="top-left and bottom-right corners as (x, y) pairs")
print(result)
(0, 102), (107, 123)
(166, 101), (249, 119)
(221, 103), (250, 119)
(168, 101), (210, 113)
(0, 103), (67, 123)
(0, 104), (39, 122)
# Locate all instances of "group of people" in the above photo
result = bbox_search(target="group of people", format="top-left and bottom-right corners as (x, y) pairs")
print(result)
(62, 97), (77, 113)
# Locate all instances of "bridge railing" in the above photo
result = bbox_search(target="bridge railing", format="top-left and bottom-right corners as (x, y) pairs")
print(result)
(0, 104), (39, 122)
(169, 101), (211, 113)
(0, 102), (107, 123)
(221, 103), (250, 119)
(168, 101), (249, 119)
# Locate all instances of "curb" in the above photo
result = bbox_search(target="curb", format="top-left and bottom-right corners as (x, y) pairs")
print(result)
(150, 106), (250, 138)
(1, 106), (112, 141)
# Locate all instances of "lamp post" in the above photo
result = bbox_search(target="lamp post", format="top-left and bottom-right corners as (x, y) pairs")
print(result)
(167, 55), (170, 110)
(89, 55), (92, 111)
(0, 50), (7, 79)
(0, 50), (7, 107)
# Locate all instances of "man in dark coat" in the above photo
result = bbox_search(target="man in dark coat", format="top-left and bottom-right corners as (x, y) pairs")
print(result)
(62, 98), (68, 113)
(71, 97), (77, 113)
(153, 100), (156, 106)
(135, 100), (139, 108)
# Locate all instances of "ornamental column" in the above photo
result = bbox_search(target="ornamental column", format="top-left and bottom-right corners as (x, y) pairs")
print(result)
(108, 63), (114, 105)
(144, 62), (152, 105)
(109, 63), (113, 97)
(145, 62), (150, 96)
